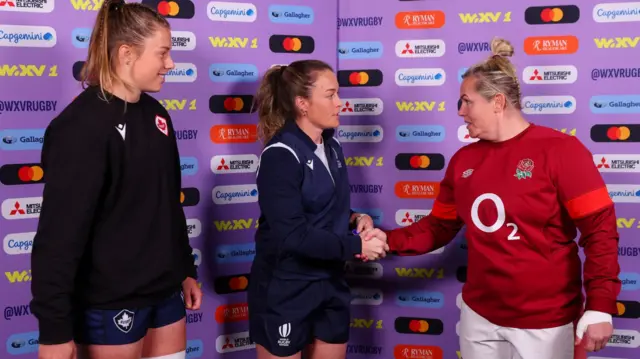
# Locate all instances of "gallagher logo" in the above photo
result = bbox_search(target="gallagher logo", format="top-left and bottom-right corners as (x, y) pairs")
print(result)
(394, 317), (444, 335)
(0, 164), (44, 185)
(396, 125), (445, 142)
(268, 4), (314, 25)
(340, 98), (383, 116)
(172, 31), (196, 51)
(214, 273), (250, 294)
(180, 188), (200, 207)
(337, 69), (383, 87)
(0, 25), (56, 48)
(141, 0), (195, 19)
(0, 129), (45, 151)
(209, 95), (254, 114)
(591, 124), (640, 142)
(71, 28), (91, 49)
(524, 6), (580, 25)
(395, 154), (445, 171)
(209, 63), (258, 83)
(338, 41), (383, 60)
(180, 157), (198, 176)
(614, 300), (640, 319)
(269, 35), (314, 54)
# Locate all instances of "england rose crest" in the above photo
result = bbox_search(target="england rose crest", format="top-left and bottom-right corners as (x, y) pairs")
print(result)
(514, 159), (534, 180)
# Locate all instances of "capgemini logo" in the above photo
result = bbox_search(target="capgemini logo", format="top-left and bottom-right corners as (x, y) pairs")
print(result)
(521, 96), (576, 114)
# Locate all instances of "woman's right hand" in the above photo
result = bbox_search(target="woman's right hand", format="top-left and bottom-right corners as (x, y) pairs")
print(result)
(359, 236), (387, 261)
(38, 341), (76, 359)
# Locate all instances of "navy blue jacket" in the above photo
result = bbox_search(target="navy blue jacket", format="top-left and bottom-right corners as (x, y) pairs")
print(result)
(253, 121), (362, 280)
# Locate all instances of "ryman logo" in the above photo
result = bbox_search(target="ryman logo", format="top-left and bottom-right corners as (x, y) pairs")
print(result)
(171, 31), (196, 51)
(395, 68), (445, 86)
(339, 98), (383, 116)
(522, 65), (578, 84)
(0, 25), (56, 47)
(165, 63), (197, 83)
(336, 125), (383, 142)
(521, 96), (576, 114)
(338, 41), (383, 60)
(395, 39), (445, 58)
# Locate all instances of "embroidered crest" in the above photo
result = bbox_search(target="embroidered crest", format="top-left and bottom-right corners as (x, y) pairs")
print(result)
(514, 159), (534, 180)
(155, 115), (169, 136)
(113, 309), (135, 333)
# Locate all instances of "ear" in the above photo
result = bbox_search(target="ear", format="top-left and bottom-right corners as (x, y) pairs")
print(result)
(493, 93), (506, 112)
(295, 96), (309, 114)
(117, 44), (135, 66)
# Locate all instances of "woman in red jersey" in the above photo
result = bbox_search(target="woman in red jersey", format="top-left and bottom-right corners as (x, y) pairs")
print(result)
(363, 38), (621, 359)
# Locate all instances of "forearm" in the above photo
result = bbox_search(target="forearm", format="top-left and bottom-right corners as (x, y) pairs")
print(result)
(387, 214), (462, 255)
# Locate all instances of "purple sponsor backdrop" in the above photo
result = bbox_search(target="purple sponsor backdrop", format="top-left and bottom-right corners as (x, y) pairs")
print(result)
(1, 0), (639, 358)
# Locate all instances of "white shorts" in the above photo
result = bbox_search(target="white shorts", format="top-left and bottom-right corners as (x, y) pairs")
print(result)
(459, 299), (574, 359)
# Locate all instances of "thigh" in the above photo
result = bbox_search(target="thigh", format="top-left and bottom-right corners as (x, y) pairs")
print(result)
(249, 279), (322, 357)
(77, 341), (144, 359)
(311, 279), (351, 346)
(505, 322), (574, 359)
(306, 339), (347, 359)
(256, 344), (301, 359)
(142, 291), (187, 357)
(459, 300), (512, 359)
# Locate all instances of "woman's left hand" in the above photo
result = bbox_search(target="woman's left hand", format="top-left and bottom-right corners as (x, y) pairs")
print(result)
(181, 277), (202, 310)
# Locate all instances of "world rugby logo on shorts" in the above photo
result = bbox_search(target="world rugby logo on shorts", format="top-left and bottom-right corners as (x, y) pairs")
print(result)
(113, 309), (135, 333)
(277, 323), (291, 347)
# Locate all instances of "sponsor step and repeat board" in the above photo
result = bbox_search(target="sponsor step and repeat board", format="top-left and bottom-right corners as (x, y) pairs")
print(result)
(1, 0), (640, 358)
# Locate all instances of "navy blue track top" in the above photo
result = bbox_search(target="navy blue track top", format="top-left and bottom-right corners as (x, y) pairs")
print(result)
(253, 121), (362, 280)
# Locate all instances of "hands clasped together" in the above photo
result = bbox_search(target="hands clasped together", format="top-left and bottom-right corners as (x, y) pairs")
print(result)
(356, 228), (389, 262)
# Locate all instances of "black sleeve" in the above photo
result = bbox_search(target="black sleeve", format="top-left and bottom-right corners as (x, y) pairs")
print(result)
(257, 147), (362, 261)
(167, 115), (197, 280)
(30, 115), (108, 345)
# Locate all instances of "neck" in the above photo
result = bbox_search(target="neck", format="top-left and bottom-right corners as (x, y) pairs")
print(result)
(296, 118), (323, 144)
(104, 79), (141, 103)
(492, 112), (530, 142)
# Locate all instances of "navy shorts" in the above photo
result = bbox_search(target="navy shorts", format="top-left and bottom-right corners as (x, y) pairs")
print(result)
(73, 291), (186, 345)
(248, 276), (352, 357)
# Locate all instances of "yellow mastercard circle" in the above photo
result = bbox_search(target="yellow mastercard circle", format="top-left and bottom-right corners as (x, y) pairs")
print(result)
(619, 126), (631, 140)
(358, 71), (369, 84)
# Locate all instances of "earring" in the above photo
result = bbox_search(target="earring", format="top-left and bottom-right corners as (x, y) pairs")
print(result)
(302, 110), (308, 117)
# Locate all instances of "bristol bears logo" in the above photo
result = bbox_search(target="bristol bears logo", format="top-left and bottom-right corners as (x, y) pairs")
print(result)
(113, 309), (135, 333)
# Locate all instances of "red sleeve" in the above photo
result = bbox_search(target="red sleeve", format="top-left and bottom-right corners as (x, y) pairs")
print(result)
(386, 152), (464, 255)
(552, 136), (621, 315)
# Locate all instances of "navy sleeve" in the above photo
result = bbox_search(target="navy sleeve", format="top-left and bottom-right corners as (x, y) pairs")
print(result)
(257, 147), (362, 261)
(30, 115), (108, 345)
(167, 113), (197, 280)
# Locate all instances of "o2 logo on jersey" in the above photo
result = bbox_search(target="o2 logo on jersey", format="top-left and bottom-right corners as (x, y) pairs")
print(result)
(471, 193), (521, 241)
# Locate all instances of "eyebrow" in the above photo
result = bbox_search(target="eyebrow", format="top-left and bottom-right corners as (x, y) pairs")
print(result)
(325, 87), (337, 93)
(159, 46), (171, 51)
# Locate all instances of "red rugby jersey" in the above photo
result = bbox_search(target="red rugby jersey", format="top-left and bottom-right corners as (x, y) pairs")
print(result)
(387, 124), (621, 329)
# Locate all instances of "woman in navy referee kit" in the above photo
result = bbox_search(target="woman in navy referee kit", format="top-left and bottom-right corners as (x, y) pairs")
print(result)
(248, 60), (388, 359)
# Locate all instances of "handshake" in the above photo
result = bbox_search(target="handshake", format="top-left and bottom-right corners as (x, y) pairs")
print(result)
(355, 228), (389, 262)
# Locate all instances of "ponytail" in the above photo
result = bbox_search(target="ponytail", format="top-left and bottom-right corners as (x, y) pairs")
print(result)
(80, 0), (169, 96)
(254, 60), (334, 144)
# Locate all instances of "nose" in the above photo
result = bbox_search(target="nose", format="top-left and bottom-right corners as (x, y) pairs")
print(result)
(166, 55), (175, 70)
(335, 94), (342, 108)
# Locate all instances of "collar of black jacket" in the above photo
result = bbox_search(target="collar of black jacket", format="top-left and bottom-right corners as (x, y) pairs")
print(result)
(281, 120), (336, 151)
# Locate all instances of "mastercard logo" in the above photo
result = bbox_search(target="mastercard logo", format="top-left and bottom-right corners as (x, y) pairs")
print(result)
(180, 187), (200, 207)
(141, 0), (195, 19)
(269, 35), (315, 54)
(214, 274), (250, 294)
(209, 95), (255, 114)
(394, 316), (444, 335)
(591, 124), (640, 142)
(525, 5), (579, 25)
(337, 69), (383, 87)
(613, 300), (640, 319)
(0, 164), (45, 185)
(395, 153), (445, 171)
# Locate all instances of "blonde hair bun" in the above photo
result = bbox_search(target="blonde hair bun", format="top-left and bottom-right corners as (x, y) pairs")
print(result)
(490, 37), (514, 58)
